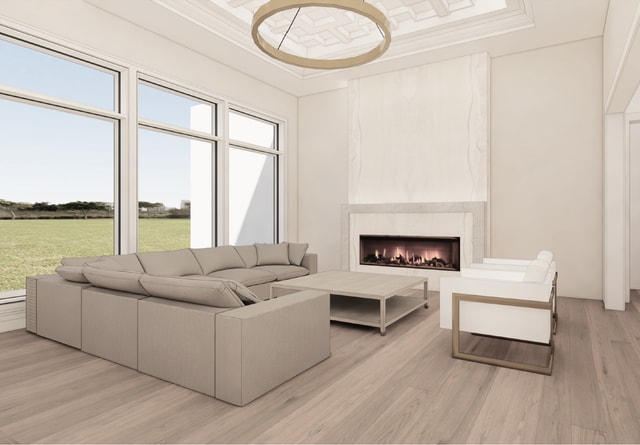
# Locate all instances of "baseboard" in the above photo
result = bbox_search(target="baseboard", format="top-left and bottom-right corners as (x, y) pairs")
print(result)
(0, 301), (26, 333)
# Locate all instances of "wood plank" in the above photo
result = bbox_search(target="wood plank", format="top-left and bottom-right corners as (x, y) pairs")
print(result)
(534, 295), (572, 443)
(0, 295), (639, 443)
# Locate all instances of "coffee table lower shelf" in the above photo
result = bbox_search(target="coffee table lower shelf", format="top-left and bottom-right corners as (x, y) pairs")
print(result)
(330, 294), (425, 334)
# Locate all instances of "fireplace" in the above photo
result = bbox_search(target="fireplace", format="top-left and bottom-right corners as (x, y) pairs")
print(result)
(359, 235), (460, 271)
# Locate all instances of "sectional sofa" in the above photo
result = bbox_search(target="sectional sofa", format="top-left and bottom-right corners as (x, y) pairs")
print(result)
(26, 242), (330, 406)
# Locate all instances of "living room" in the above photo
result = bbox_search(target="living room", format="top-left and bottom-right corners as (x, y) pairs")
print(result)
(1, 0), (639, 443)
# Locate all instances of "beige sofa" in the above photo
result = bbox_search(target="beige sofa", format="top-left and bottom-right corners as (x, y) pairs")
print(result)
(26, 243), (330, 406)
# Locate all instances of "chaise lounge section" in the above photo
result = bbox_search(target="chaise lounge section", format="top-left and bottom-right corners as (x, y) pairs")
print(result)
(26, 243), (330, 406)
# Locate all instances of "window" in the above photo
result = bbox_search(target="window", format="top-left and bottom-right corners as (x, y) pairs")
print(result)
(137, 80), (218, 251)
(0, 30), (286, 297)
(0, 38), (116, 111)
(228, 110), (280, 245)
(0, 35), (120, 295)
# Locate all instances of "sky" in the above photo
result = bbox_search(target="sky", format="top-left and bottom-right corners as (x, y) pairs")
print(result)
(0, 37), (276, 211)
(0, 39), (201, 208)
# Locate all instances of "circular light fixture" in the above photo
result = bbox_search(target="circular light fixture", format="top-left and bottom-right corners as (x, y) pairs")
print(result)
(251, 0), (391, 70)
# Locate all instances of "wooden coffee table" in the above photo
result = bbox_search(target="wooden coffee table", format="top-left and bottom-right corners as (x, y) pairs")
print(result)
(270, 271), (428, 335)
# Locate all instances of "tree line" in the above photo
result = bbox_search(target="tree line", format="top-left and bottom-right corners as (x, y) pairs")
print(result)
(0, 199), (113, 220)
(0, 199), (189, 220)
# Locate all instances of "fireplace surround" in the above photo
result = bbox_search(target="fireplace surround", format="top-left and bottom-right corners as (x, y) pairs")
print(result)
(341, 202), (486, 290)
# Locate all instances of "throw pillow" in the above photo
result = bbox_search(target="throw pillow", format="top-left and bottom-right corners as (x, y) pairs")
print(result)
(137, 249), (202, 276)
(83, 258), (149, 295)
(233, 245), (258, 268)
(57, 255), (106, 282)
(191, 246), (246, 274)
(255, 243), (290, 266)
(108, 253), (145, 272)
(139, 275), (244, 308)
(216, 278), (261, 304)
(288, 243), (309, 266)
(60, 255), (105, 267)
(55, 265), (88, 283)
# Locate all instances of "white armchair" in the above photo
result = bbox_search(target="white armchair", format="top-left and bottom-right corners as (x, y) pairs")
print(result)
(439, 251), (557, 375)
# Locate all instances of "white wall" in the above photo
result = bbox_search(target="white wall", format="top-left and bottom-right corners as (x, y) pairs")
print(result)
(0, 0), (300, 241)
(298, 89), (349, 271)
(491, 38), (603, 300)
(298, 42), (604, 300)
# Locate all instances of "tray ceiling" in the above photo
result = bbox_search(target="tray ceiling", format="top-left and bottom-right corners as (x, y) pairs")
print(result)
(85, 0), (609, 96)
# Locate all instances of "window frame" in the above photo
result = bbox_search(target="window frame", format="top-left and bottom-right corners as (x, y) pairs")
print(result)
(0, 23), (289, 295)
(226, 106), (283, 245)
(0, 27), (126, 297)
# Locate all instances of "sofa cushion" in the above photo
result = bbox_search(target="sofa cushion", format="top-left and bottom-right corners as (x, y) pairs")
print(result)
(256, 243), (290, 266)
(108, 253), (145, 272)
(56, 255), (106, 283)
(208, 268), (276, 287)
(84, 258), (149, 295)
(213, 278), (261, 305)
(55, 265), (89, 283)
(288, 243), (309, 266)
(253, 265), (309, 281)
(234, 245), (258, 268)
(61, 255), (105, 267)
(137, 249), (202, 276)
(191, 246), (246, 274)
(182, 276), (260, 304)
(537, 250), (554, 264)
(524, 259), (549, 283)
(139, 275), (244, 308)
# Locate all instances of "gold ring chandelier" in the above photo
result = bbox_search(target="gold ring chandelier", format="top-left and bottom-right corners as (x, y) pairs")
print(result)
(251, 0), (391, 70)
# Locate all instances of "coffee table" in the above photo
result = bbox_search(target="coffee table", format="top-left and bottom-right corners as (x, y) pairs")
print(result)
(270, 271), (428, 335)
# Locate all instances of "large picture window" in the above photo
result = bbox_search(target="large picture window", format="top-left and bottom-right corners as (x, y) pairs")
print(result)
(0, 31), (286, 298)
(0, 35), (119, 295)
(137, 80), (218, 251)
(228, 110), (280, 245)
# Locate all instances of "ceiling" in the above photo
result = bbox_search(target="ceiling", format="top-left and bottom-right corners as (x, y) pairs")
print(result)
(85, 0), (610, 97)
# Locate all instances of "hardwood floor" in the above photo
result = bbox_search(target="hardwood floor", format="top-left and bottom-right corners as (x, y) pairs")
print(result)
(1, 291), (640, 444)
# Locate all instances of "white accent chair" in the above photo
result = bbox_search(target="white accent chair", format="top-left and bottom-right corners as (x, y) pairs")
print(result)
(440, 251), (557, 375)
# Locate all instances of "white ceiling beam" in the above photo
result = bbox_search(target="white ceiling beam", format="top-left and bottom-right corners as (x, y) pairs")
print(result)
(428, 0), (451, 17)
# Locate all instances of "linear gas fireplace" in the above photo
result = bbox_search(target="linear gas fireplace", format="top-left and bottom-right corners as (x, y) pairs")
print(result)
(360, 235), (460, 271)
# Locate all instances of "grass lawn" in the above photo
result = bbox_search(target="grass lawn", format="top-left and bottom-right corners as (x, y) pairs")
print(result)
(0, 219), (190, 292)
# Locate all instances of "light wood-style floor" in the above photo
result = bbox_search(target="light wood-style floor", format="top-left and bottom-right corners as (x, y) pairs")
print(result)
(1, 291), (640, 444)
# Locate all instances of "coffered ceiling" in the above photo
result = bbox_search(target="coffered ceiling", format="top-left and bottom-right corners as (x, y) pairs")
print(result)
(85, 0), (610, 96)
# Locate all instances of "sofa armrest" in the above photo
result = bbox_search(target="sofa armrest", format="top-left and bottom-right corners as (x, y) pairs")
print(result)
(301, 253), (318, 274)
(215, 289), (330, 406)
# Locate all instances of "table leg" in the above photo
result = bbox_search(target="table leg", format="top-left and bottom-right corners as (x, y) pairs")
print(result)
(423, 281), (429, 308)
(380, 298), (386, 336)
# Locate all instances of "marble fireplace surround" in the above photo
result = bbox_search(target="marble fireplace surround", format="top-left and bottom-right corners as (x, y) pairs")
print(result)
(341, 202), (486, 290)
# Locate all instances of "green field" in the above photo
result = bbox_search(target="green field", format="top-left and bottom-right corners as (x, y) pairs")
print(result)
(0, 219), (190, 291)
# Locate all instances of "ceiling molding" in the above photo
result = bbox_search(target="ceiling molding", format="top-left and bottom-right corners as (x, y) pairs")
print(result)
(83, 0), (608, 97)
